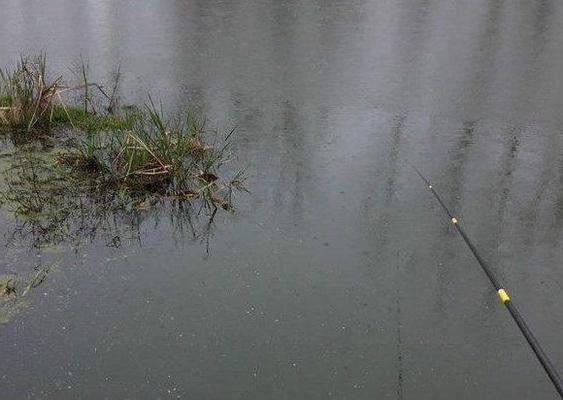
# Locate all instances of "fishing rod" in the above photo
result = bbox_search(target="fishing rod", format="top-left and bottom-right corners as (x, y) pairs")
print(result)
(411, 164), (563, 398)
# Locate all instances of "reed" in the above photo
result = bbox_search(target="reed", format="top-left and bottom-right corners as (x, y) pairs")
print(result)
(0, 53), (62, 130)
(0, 53), (127, 132)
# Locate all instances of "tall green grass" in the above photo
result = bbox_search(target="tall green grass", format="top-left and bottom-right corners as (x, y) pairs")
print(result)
(0, 53), (127, 132)
(0, 53), (62, 130)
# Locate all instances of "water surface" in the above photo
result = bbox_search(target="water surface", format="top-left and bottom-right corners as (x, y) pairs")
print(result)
(1, 1), (563, 399)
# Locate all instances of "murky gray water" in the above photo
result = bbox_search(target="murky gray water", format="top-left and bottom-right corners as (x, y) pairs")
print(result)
(1, 1), (563, 399)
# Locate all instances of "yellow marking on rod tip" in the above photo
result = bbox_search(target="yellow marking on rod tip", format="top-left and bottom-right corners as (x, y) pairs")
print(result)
(497, 289), (510, 303)
(451, 217), (458, 224)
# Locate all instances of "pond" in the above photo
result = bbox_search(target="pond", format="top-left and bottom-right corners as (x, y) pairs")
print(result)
(1, 1), (563, 399)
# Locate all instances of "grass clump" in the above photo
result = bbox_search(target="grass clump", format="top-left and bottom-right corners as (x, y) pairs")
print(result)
(1, 266), (52, 323)
(0, 53), (126, 133)
(56, 99), (245, 211)
(0, 53), (62, 131)
(0, 274), (16, 297)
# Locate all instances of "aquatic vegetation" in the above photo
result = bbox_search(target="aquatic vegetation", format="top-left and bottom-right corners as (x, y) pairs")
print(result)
(0, 54), (246, 209)
(0, 53), (127, 133)
(0, 266), (51, 323)
(0, 144), (242, 249)
(0, 53), (247, 252)
(0, 54), (246, 325)
(57, 99), (245, 210)
(22, 266), (50, 296)
(1, 150), (137, 247)
(0, 53), (62, 131)
(0, 274), (16, 297)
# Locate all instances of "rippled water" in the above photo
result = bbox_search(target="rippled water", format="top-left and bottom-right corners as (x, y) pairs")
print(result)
(1, 1), (563, 399)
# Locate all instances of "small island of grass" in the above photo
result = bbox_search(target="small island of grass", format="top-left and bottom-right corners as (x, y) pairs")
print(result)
(0, 54), (246, 214)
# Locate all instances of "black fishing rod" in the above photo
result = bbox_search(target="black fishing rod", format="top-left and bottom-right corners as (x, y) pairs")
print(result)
(411, 164), (563, 398)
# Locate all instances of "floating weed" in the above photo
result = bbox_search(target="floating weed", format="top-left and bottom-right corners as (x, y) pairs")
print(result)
(0, 274), (17, 297)
(0, 265), (52, 323)
(22, 265), (50, 296)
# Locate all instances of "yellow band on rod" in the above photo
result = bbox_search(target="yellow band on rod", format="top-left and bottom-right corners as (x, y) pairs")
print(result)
(498, 289), (510, 303)
(451, 217), (458, 224)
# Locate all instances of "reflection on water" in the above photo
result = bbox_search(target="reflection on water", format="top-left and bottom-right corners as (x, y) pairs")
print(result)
(0, 141), (222, 322)
(0, 146), (219, 252)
